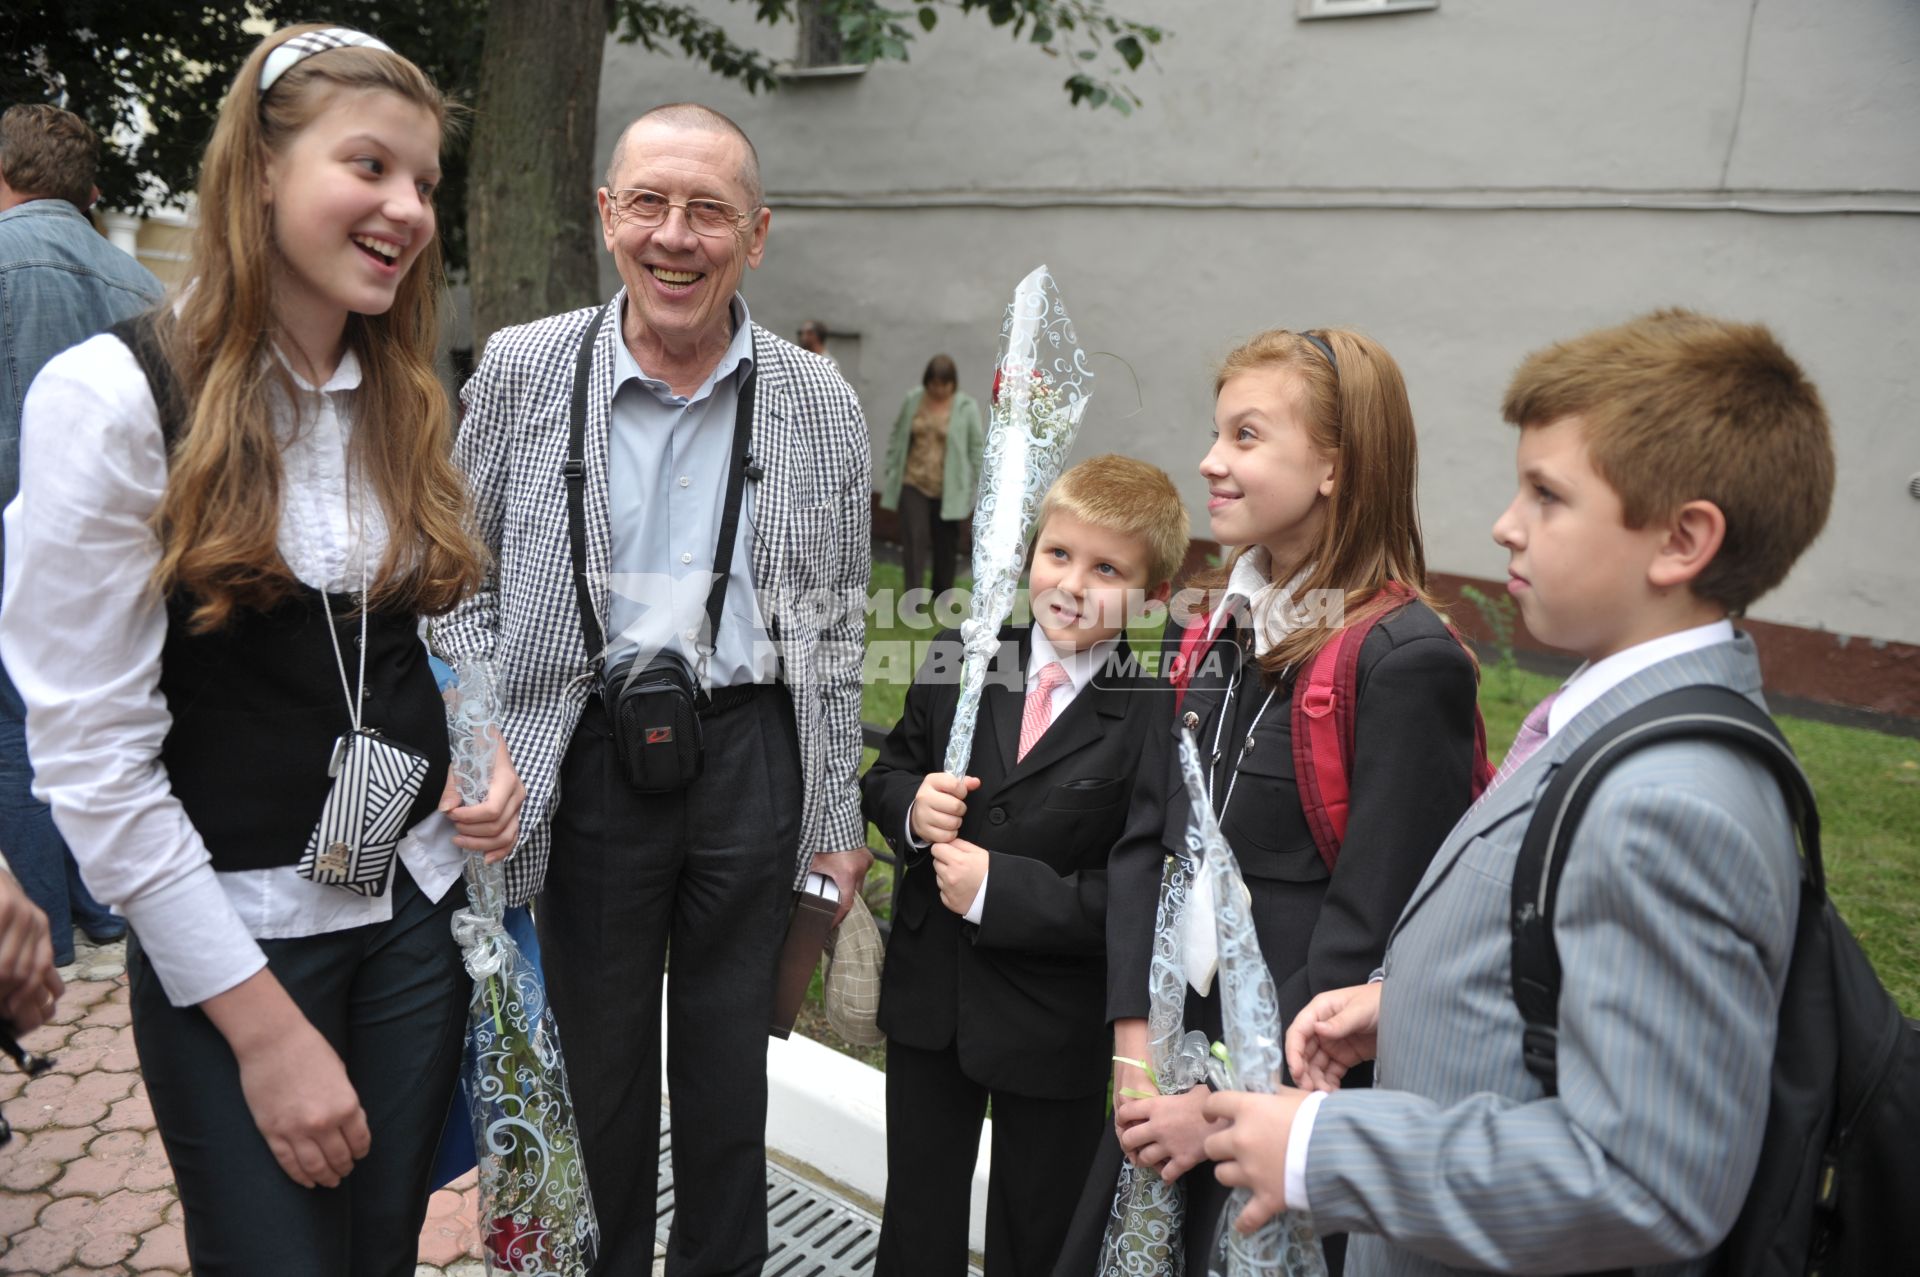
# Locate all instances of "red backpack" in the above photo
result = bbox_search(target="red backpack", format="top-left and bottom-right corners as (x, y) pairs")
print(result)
(1169, 581), (1494, 872)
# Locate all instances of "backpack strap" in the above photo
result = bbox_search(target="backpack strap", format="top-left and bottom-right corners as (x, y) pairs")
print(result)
(1293, 581), (1481, 873)
(107, 313), (186, 449)
(1290, 590), (1400, 872)
(1187, 582), (1494, 873)
(1169, 614), (1215, 710)
(1510, 684), (1821, 1097)
(1448, 620), (1498, 800)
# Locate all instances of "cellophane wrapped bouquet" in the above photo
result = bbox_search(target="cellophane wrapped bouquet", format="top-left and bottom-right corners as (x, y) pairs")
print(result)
(1174, 729), (1328, 1277)
(943, 263), (1095, 776)
(1095, 844), (1212, 1275)
(444, 659), (599, 1276)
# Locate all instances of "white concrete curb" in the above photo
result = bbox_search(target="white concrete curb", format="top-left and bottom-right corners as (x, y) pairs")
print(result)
(764, 1031), (992, 1253)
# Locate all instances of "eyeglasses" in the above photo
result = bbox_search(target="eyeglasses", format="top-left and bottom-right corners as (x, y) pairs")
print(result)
(606, 188), (755, 237)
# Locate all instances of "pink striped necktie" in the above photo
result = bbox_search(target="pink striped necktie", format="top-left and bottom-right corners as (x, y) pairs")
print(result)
(1017, 661), (1070, 761)
(1484, 689), (1562, 796)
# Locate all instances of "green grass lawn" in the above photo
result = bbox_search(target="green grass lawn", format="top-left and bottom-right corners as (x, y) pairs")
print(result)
(844, 563), (1920, 1032)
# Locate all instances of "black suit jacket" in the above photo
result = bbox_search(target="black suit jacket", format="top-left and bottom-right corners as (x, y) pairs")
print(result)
(864, 624), (1169, 1100)
(1104, 603), (1481, 1052)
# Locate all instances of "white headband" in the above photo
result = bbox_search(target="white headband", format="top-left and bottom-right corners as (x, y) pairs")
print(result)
(259, 28), (395, 94)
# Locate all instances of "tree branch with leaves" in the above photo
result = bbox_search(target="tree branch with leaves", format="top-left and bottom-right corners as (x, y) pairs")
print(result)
(7, 0), (1164, 339)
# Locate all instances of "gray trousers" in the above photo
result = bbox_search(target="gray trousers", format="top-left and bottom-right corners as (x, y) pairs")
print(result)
(897, 484), (962, 601)
(539, 687), (802, 1277)
(128, 864), (467, 1277)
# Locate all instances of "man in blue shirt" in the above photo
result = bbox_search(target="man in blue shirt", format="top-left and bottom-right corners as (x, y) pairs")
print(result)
(0, 103), (163, 964)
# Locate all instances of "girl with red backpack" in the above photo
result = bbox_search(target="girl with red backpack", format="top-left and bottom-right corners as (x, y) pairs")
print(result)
(1062, 328), (1489, 1276)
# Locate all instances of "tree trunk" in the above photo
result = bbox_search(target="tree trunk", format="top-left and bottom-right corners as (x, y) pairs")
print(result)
(468, 0), (611, 351)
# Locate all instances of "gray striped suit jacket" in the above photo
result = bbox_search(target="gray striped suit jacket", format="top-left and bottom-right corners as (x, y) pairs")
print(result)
(1307, 635), (1801, 1275)
(435, 291), (871, 905)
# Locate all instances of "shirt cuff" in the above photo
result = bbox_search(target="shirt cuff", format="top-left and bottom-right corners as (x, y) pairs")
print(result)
(904, 811), (929, 850)
(118, 867), (268, 1007)
(1285, 1088), (1328, 1213)
(961, 862), (989, 925)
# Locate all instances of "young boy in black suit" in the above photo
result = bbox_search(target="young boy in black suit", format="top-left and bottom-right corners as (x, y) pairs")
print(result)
(864, 455), (1191, 1277)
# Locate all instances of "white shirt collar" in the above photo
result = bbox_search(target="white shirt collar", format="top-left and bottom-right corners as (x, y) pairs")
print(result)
(265, 346), (363, 454)
(270, 343), (362, 395)
(259, 341), (362, 391)
(1027, 625), (1117, 697)
(1208, 546), (1314, 658)
(1547, 618), (1737, 737)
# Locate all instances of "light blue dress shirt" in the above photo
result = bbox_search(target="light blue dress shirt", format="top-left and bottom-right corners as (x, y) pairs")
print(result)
(0, 199), (163, 535)
(604, 294), (776, 688)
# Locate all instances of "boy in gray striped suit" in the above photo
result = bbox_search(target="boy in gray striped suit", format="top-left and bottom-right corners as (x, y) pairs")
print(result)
(1199, 309), (1834, 1275)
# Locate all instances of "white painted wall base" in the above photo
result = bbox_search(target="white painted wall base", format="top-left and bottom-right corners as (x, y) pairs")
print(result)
(658, 989), (993, 1253)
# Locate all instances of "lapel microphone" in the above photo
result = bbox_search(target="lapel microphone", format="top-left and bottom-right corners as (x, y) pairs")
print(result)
(744, 456), (763, 482)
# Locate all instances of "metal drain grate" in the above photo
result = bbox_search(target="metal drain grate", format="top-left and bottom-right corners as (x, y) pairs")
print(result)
(655, 1106), (881, 1276)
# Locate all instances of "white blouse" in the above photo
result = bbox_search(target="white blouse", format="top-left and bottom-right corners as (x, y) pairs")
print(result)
(0, 333), (464, 1008)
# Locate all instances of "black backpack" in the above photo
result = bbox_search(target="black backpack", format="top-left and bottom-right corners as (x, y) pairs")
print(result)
(1510, 684), (1919, 1275)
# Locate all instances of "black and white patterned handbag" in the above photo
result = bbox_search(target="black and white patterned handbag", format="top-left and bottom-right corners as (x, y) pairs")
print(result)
(297, 726), (430, 896)
(296, 579), (429, 897)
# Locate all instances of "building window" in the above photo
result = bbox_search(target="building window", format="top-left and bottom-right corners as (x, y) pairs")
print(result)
(793, 0), (862, 74)
(1297, 0), (1438, 19)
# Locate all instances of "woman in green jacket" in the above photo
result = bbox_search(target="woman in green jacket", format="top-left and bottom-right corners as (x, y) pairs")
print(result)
(879, 354), (984, 600)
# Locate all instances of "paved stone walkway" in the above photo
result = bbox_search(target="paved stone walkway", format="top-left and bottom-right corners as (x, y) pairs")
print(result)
(0, 936), (512, 1276)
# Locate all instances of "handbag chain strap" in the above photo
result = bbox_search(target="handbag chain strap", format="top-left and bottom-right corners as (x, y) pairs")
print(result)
(319, 517), (373, 744)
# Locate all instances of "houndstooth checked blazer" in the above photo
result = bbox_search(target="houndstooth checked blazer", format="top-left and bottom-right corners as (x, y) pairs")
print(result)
(435, 290), (871, 906)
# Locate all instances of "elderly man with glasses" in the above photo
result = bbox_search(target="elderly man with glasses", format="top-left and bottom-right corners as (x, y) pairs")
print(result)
(438, 102), (872, 1277)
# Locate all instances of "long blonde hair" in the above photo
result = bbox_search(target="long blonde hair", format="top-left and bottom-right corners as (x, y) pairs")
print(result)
(1197, 328), (1453, 676)
(154, 24), (484, 632)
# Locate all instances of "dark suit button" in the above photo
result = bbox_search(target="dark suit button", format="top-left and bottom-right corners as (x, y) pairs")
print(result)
(989, 806), (1007, 826)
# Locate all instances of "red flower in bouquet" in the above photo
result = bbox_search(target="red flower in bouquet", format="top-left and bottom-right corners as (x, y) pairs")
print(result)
(487, 1214), (550, 1273)
(991, 365), (1046, 407)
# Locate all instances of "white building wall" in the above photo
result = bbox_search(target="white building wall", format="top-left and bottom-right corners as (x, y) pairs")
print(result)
(595, 0), (1920, 645)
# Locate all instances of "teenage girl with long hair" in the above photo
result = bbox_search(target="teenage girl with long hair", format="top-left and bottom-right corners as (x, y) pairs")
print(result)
(0, 25), (521, 1274)
(1062, 329), (1484, 1275)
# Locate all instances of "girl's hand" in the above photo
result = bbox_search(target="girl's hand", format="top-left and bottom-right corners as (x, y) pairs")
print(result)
(1117, 1086), (1223, 1183)
(203, 971), (370, 1188)
(234, 1020), (369, 1189)
(910, 772), (979, 845)
(1285, 981), (1382, 1092)
(1112, 1018), (1153, 1142)
(443, 735), (526, 863)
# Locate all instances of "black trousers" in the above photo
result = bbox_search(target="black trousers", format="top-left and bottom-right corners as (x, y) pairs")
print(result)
(897, 485), (962, 601)
(128, 863), (467, 1277)
(876, 1038), (1106, 1277)
(539, 688), (801, 1277)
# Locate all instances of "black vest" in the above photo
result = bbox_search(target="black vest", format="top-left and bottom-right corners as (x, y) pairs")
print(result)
(112, 317), (450, 873)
